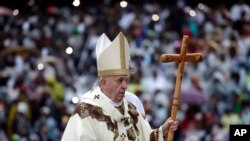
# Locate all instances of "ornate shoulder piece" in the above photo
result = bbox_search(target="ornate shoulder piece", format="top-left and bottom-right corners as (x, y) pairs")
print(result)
(72, 102), (118, 133)
(73, 103), (103, 118)
(127, 102), (139, 117)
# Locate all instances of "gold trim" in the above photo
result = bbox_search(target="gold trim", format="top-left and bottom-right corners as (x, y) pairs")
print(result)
(119, 33), (126, 69)
(98, 69), (129, 77)
(150, 129), (159, 141)
(73, 103), (118, 133)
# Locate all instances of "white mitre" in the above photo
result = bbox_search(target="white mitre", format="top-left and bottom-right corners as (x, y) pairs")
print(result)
(95, 32), (130, 77)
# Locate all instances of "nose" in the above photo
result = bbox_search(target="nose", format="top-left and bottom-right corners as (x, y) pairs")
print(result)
(121, 80), (128, 89)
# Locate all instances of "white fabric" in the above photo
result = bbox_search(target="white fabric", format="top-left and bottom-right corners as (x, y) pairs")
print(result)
(80, 86), (144, 114)
(61, 87), (164, 141)
(95, 32), (130, 76)
(95, 33), (111, 58)
(125, 91), (145, 115)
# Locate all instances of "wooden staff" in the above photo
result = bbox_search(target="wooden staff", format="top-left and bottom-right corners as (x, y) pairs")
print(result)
(160, 35), (203, 141)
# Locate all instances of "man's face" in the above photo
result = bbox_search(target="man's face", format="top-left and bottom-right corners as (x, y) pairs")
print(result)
(103, 75), (129, 103)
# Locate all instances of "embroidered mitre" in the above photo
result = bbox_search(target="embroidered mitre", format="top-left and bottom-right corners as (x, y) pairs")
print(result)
(95, 32), (130, 77)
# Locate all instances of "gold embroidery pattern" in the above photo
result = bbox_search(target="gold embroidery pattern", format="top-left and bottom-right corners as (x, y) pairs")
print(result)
(115, 103), (125, 115)
(127, 127), (136, 141)
(73, 103), (118, 133)
(121, 117), (130, 127)
(127, 102), (139, 135)
(119, 32), (126, 69)
(113, 129), (119, 140)
(150, 129), (159, 141)
(98, 69), (129, 77)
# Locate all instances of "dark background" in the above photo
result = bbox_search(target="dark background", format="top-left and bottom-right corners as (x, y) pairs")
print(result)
(1, 0), (249, 12)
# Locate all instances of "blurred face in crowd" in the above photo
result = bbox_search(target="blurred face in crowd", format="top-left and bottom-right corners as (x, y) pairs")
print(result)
(100, 75), (129, 103)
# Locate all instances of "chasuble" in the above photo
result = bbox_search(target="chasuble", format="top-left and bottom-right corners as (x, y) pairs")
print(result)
(61, 87), (165, 141)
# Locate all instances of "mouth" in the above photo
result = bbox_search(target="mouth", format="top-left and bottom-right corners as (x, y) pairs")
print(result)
(119, 92), (125, 97)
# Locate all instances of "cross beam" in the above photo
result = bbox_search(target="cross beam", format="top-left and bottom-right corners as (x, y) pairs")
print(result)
(160, 35), (203, 141)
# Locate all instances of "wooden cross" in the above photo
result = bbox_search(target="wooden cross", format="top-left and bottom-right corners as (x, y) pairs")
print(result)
(160, 35), (203, 141)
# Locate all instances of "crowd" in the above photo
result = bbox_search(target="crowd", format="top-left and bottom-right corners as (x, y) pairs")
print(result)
(0, 0), (250, 141)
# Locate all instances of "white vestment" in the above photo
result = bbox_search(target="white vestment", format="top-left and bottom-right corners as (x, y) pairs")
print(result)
(125, 91), (145, 115)
(61, 87), (165, 141)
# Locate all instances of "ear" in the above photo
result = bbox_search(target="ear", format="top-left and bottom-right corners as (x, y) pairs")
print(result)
(100, 78), (107, 86)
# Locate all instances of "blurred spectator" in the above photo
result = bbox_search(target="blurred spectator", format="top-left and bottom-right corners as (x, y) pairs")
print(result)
(33, 106), (59, 141)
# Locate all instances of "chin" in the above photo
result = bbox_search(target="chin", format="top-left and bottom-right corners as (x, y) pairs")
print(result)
(118, 97), (124, 102)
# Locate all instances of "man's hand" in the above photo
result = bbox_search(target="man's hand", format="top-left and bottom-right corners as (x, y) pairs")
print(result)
(162, 117), (179, 134)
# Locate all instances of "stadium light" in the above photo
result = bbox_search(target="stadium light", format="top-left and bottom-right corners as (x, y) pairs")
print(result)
(73, 0), (80, 7)
(152, 14), (160, 22)
(13, 9), (19, 16)
(72, 96), (79, 104)
(198, 3), (205, 10)
(66, 46), (73, 54)
(189, 9), (196, 17)
(37, 63), (44, 71)
(120, 1), (128, 8)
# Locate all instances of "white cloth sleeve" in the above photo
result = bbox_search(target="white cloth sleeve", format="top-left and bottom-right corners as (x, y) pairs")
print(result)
(61, 114), (97, 141)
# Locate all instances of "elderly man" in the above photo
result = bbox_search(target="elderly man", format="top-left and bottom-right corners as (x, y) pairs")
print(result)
(61, 32), (178, 141)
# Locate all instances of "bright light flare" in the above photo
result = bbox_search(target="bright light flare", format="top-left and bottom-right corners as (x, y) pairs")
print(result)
(66, 46), (73, 54)
(37, 63), (44, 70)
(120, 1), (128, 8)
(73, 0), (80, 7)
(72, 96), (79, 104)
(189, 9), (196, 17)
(13, 9), (19, 16)
(198, 3), (205, 10)
(152, 14), (160, 22)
